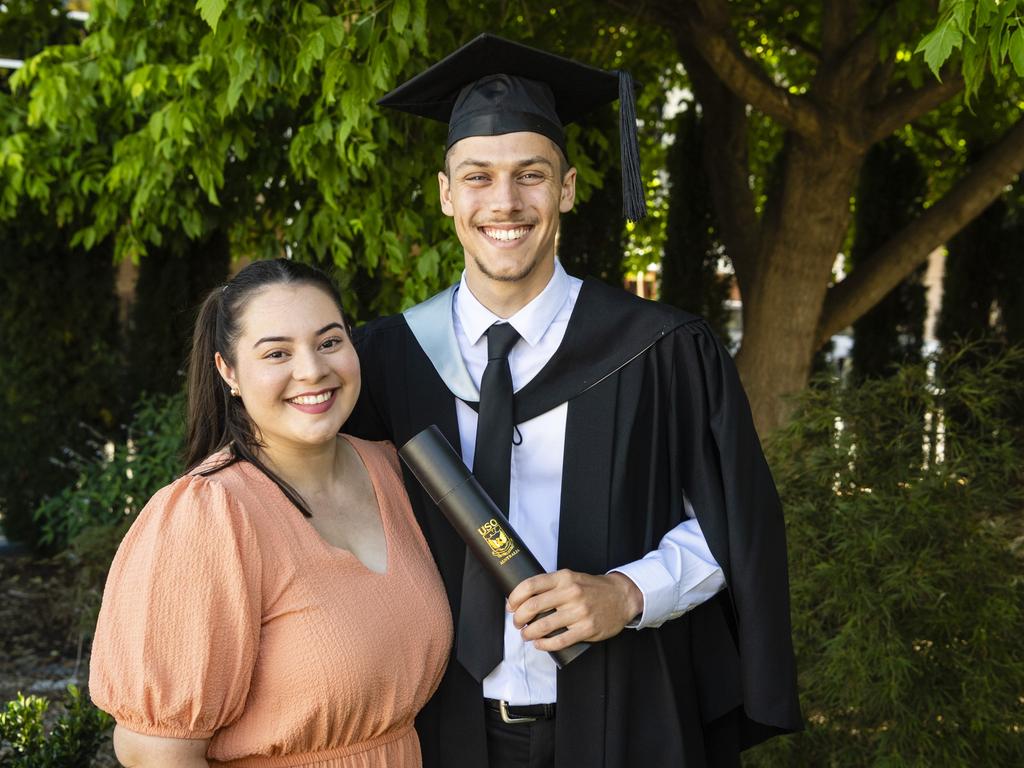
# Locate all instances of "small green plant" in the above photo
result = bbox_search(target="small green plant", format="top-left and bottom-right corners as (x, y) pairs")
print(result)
(29, 391), (186, 655)
(33, 391), (186, 550)
(0, 685), (113, 767)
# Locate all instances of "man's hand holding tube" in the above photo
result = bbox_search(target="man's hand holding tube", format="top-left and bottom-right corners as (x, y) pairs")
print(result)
(507, 570), (644, 651)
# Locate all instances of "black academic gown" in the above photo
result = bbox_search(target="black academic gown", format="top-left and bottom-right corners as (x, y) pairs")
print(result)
(345, 277), (802, 768)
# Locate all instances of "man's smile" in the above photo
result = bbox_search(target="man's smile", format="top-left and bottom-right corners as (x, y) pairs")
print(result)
(479, 225), (533, 243)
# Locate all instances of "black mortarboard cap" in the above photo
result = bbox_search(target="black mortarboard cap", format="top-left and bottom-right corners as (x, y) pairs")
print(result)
(378, 33), (647, 222)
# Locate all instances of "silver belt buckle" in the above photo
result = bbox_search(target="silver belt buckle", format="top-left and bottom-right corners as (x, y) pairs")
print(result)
(499, 699), (537, 724)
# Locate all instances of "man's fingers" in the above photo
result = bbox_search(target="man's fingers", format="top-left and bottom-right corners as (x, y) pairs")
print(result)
(506, 570), (635, 646)
(506, 570), (567, 611)
(531, 623), (587, 652)
(519, 606), (576, 639)
(511, 589), (565, 628)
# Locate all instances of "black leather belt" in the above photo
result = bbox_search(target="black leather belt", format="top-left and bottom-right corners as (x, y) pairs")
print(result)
(484, 698), (556, 724)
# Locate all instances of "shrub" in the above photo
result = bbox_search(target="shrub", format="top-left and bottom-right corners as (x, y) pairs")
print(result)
(744, 347), (1024, 766)
(0, 685), (113, 767)
(32, 391), (186, 647)
(33, 391), (186, 550)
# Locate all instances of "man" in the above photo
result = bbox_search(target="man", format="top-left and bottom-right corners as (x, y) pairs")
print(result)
(345, 33), (801, 768)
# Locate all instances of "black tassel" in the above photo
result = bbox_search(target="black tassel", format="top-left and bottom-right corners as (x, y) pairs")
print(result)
(618, 70), (647, 222)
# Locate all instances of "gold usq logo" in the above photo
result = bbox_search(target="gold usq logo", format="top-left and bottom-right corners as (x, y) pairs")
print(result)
(478, 518), (517, 559)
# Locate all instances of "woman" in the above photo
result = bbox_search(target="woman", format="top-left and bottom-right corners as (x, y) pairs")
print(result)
(90, 259), (452, 767)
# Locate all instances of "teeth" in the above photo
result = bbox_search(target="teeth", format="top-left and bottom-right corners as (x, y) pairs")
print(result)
(290, 391), (333, 405)
(482, 227), (530, 242)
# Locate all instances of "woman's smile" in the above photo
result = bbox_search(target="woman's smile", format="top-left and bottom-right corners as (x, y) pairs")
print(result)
(286, 387), (339, 414)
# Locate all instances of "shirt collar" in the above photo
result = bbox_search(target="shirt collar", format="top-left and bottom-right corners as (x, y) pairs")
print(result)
(455, 261), (571, 347)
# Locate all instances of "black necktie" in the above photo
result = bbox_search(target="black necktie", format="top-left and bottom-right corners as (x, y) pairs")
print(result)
(457, 322), (521, 682)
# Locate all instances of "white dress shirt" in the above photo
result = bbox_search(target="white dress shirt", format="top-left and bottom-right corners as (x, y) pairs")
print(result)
(453, 261), (726, 705)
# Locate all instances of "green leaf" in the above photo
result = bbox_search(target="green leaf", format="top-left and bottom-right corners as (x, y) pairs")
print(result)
(416, 245), (440, 278)
(195, 0), (228, 32)
(915, 21), (963, 77)
(1010, 28), (1024, 77)
(990, 27), (1005, 73)
(942, 0), (972, 38)
(392, 0), (411, 33)
(297, 32), (326, 76)
(961, 31), (987, 100)
(323, 17), (346, 47)
(975, 0), (997, 28)
(226, 48), (257, 114)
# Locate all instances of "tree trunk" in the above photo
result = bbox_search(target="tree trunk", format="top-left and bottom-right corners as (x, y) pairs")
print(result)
(736, 135), (863, 433)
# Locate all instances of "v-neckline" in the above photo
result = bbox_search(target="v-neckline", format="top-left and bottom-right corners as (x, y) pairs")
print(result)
(251, 435), (391, 575)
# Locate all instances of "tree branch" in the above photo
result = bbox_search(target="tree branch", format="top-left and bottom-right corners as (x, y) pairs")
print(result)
(783, 33), (821, 63)
(866, 54), (898, 105)
(816, 116), (1024, 346)
(866, 69), (964, 143)
(829, 2), (897, 81)
(675, 0), (824, 139)
(821, 0), (860, 60)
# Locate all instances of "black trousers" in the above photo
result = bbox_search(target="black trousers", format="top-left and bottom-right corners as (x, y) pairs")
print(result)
(482, 705), (742, 768)
(484, 707), (556, 768)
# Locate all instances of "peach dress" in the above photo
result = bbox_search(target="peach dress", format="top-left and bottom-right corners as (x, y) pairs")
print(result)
(90, 436), (452, 768)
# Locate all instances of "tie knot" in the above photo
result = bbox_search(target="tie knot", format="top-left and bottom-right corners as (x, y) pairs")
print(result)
(486, 323), (520, 360)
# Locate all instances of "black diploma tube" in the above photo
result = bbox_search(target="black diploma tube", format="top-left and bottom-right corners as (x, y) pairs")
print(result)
(399, 425), (590, 668)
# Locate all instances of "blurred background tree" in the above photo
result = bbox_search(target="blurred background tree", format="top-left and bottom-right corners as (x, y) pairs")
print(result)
(659, 103), (732, 341)
(3, 0), (1023, 434)
(0, 2), (122, 549)
(850, 138), (928, 380)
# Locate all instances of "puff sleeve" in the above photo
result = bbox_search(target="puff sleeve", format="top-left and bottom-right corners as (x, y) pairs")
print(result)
(89, 473), (261, 739)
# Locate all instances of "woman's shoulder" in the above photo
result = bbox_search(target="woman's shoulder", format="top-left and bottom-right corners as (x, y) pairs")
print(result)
(180, 450), (272, 507)
(139, 466), (249, 535)
(107, 467), (264, 602)
(128, 450), (276, 549)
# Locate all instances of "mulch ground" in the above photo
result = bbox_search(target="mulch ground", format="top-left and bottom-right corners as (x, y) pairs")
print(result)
(0, 554), (116, 766)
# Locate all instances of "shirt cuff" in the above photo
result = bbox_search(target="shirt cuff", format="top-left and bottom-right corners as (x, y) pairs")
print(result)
(610, 557), (724, 630)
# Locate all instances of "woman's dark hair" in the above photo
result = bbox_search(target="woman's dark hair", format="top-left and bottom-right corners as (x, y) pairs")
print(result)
(185, 258), (348, 517)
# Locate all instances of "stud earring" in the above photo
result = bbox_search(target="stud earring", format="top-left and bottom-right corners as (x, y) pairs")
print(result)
(230, 387), (240, 397)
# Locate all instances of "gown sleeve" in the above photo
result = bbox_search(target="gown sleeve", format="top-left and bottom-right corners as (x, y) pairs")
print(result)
(89, 473), (261, 740)
(686, 321), (803, 735)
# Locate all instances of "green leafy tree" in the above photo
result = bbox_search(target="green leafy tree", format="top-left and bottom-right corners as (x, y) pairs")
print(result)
(3, 0), (452, 320)
(640, 0), (1024, 430)
(0, 2), (122, 548)
(1, 1), (669, 317)
(5, 0), (1024, 433)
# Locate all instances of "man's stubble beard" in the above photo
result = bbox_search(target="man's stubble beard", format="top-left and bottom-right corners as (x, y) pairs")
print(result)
(470, 247), (547, 284)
